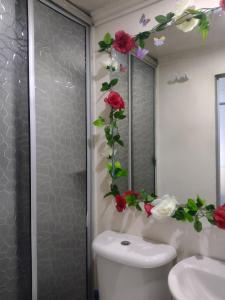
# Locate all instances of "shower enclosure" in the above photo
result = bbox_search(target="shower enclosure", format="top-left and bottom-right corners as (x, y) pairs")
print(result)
(0, 0), (92, 299)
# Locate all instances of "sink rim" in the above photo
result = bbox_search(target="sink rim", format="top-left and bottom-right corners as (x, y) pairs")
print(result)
(168, 255), (225, 300)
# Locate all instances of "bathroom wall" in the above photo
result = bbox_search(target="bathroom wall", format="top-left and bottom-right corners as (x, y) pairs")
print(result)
(92, 0), (225, 264)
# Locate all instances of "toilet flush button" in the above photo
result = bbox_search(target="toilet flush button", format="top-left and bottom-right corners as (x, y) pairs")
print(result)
(121, 241), (130, 246)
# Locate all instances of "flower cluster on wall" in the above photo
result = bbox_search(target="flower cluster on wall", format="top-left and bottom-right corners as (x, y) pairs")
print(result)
(93, 0), (225, 232)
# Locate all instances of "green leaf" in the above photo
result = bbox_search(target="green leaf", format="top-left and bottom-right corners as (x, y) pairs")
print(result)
(101, 82), (110, 91)
(155, 23), (166, 32)
(104, 126), (113, 146)
(194, 217), (202, 232)
(116, 169), (128, 178)
(135, 31), (151, 41)
(195, 12), (210, 41)
(98, 40), (111, 52)
(166, 12), (175, 21)
(114, 110), (126, 119)
(155, 15), (168, 24)
(106, 162), (112, 172)
(113, 134), (124, 146)
(139, 39), (145, 49)
(140, 189), (148, 201)
(115, 161), (122, 169)
(187, 199), (198, 211)
(196, 196), (205, 208)
(92, 116), (105, 127)
(125, 195), (136, 206)
(111, 184), (120, 196)
(206, 211), (216, 225)
(110, 78), (118, 87)
(172, 207), (186, 221)
(185, 212), (194, 222)
(103, 32), (113, 45)
(136, 203), (142, 211)
(205, 204), (215, 211)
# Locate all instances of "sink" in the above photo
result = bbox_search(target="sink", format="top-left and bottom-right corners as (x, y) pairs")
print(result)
(168, 255), (225, 300)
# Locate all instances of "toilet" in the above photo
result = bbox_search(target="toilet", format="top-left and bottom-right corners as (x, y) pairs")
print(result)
(93, 231), (177, 300)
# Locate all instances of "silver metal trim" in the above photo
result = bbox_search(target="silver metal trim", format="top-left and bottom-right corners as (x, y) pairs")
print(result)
(85, 25), (93, 300)
(39, 0), (93, 25)
(28, 0), (38, 299)
(128, 54), (132, 189)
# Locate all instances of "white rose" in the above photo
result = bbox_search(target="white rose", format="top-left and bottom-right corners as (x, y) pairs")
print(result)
(174, 0), (199, 33)
(102, 58), (119, 71)
(152, 195), (177, 220)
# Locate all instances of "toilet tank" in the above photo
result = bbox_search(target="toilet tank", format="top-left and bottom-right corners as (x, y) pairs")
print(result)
(93, 231), (177, 300)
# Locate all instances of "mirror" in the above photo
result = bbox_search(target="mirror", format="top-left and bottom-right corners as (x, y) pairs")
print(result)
(126, 12), (225, 205)
(217, 75), (225, 205)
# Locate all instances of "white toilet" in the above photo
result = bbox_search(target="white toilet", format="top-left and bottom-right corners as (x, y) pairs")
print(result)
(93, 231), (177, 300)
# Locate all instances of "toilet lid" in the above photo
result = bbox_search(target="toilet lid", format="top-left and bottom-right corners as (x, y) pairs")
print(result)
(93, 230), (177, 269)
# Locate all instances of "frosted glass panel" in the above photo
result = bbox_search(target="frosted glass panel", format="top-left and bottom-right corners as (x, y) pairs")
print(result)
(218, 76), (225, 205)
(0, 0), (31, 299)
(131, 57), (155, 194)
(34, 2), (87, 299)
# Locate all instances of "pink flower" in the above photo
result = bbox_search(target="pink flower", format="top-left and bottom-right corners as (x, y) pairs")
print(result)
(113, 31), (136, 54)
(115, 195), (126, 212)
(104, 91), (125, 110)
(144, 203), (154, 217)
(220, 0), (225, 11)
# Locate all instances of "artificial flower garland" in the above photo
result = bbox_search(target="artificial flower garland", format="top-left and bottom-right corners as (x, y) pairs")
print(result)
(93, 1), (225, 232)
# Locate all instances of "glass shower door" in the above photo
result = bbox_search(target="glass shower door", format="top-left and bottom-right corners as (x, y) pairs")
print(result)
(0, 0), (31, 299)
(33, 1), (88, 299)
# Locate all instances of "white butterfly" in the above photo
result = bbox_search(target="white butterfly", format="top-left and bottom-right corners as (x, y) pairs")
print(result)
(154, 36), (166, 47)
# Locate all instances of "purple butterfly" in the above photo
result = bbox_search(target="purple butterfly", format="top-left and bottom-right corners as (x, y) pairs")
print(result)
(139, 13), (150, 27)
(135, 47), (149, 60)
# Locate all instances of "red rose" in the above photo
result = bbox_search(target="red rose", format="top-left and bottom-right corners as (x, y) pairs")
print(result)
(113, 31), (136, 54)
(104, 91), (125, 110)
(144, 203), (154, 217)
(123, 190), (140, 198)
(213, 204), (225, 230)
(220, 0), (225, 11)
(115, 195), (126, 212)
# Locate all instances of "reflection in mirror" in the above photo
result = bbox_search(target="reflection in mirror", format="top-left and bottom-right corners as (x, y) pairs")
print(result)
(131, 56), (155, 194)
(217, 75), (225, 205)
(110, 51), (129, 192)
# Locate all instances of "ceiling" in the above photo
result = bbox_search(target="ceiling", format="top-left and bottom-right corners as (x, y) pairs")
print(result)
(68, 0), (114, 14)
(68, 0), (156, 15)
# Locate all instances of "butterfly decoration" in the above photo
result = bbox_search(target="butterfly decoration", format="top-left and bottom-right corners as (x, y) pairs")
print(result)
(135, 47), (149, 60)
(139, 13), (151, 27)
(154, 36), (166, 47)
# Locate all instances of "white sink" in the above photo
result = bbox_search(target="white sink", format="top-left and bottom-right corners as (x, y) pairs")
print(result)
(168, 255), (225, 300)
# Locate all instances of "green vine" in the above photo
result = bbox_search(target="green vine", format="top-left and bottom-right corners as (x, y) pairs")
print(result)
(93, 3), (225, 232)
